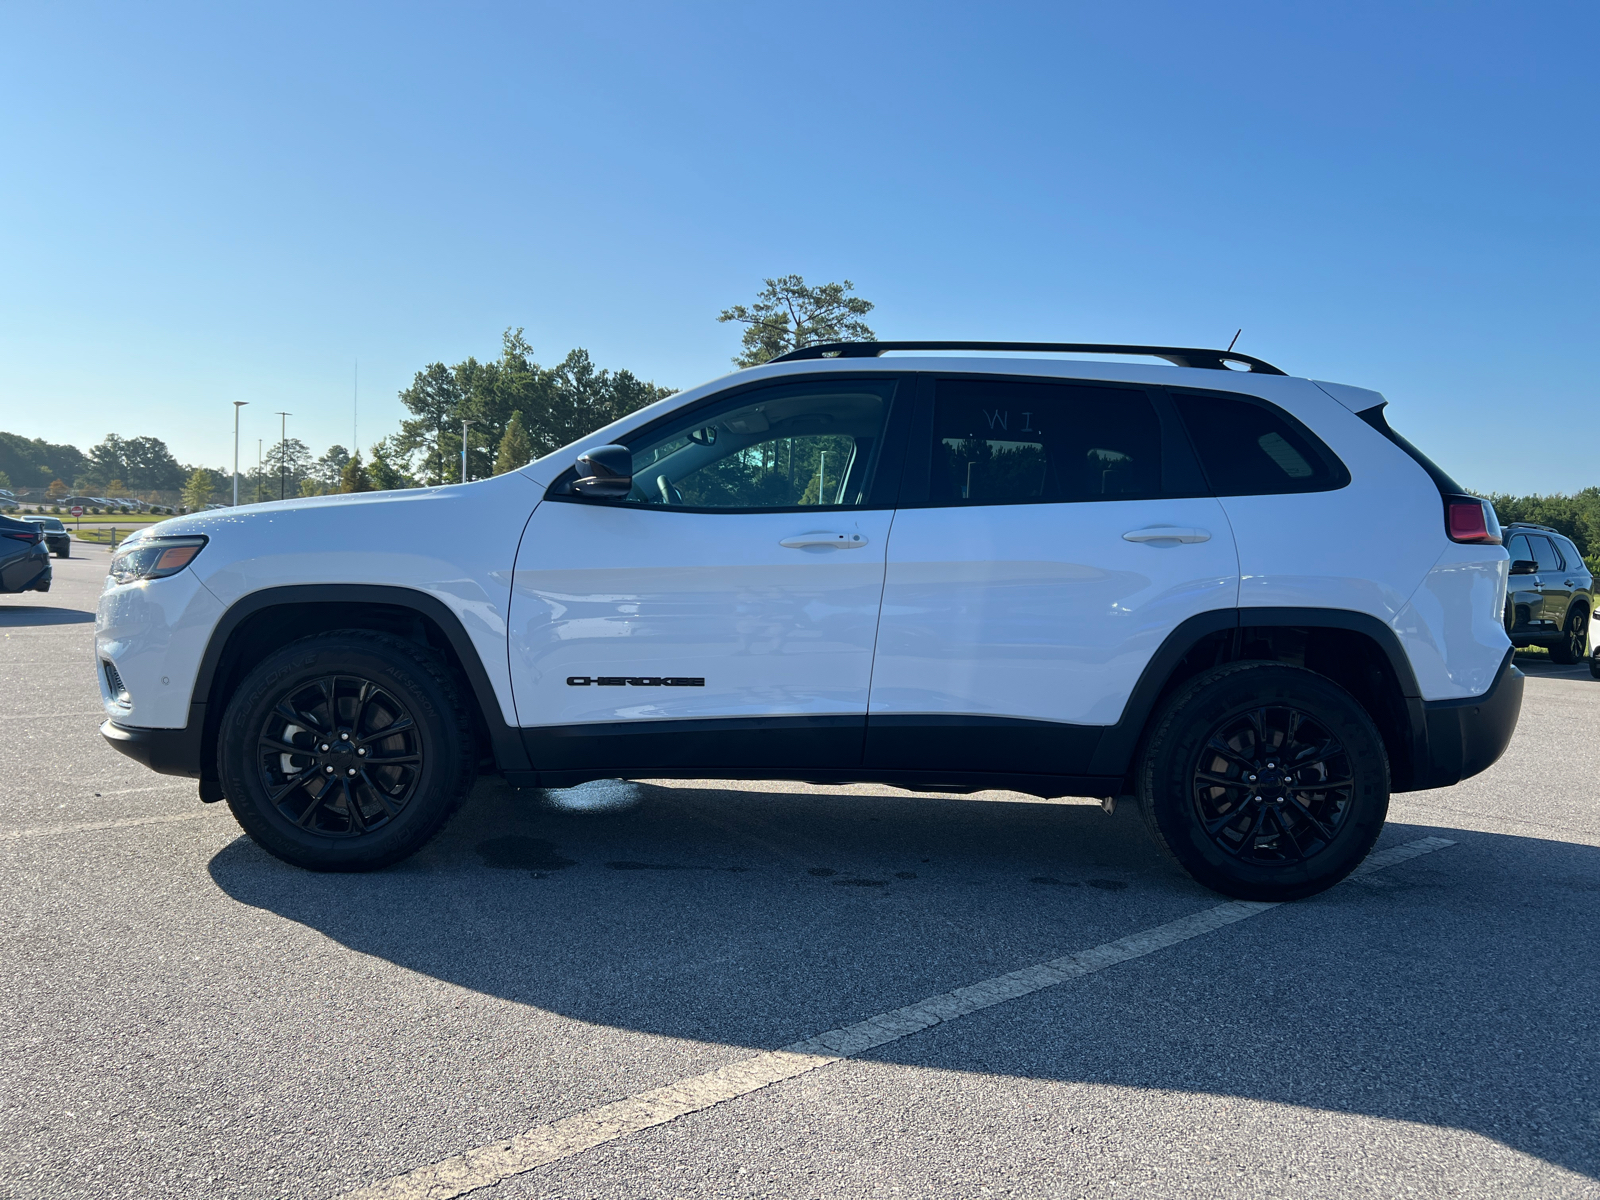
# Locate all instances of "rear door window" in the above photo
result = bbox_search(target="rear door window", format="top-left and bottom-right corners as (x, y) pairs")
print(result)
(1507, 533), (1534, 563)
(928, 380), (1162, 505)
(1172, 391), (1349, 496)
(1531, 536), (1563, 572)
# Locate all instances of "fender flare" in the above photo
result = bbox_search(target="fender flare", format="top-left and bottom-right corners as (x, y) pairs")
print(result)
(190, 583), (530, 774)
(1088, 606), (1424, 779)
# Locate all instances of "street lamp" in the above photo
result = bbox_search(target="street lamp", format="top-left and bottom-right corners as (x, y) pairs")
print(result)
(462, 418), (470, 484)
(275, 412), (291, 501)
(232, 402), (248, 506)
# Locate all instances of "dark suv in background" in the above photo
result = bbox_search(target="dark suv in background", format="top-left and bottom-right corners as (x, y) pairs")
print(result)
(1504, 522), (1592, 663)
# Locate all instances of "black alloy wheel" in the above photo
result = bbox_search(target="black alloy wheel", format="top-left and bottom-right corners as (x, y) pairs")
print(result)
(1189, 706), (1352, 868)
(219, 631), (474, 871)
(1137, 662), (1389, 901)
(1548, 607), (1588, 666)
(258, 675), (422, 837)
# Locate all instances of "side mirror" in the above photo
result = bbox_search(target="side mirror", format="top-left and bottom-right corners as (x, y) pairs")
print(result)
(1509, 559), (1538, 576)
(571, 444), (633, 499)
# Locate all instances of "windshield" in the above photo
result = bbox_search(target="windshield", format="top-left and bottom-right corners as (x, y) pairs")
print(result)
(27, 517), (65, 530)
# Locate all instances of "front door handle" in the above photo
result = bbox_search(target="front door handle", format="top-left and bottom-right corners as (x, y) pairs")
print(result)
(1122, 526), (1211, 544)
(780, 532), (869, 549)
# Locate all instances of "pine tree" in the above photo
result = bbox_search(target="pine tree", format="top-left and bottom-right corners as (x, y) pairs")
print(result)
(495, 411), (534, 475)
(340, 452), (373, 493)
(181, 468), (215, 511)
(366, 444), (406, 491)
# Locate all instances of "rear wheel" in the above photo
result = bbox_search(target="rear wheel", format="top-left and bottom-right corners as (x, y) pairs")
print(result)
(1136, 663), (1390, 901)
(218, 631), (475, 871)
(1548, 606), (1588, 665)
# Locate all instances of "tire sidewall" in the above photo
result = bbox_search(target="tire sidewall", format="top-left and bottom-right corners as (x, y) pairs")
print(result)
(219, 635), (468, 871)
(1140, 664), (1390, 901)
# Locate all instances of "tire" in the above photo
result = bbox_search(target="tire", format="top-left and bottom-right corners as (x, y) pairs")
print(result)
(1589, 651), (1600, 681)
(1548, 606), (1588, 665)
(218, 631), (475, 871)
(1136, 662), (1390, 901)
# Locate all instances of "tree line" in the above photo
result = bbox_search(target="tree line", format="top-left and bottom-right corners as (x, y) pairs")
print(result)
(5, 273), (1597, 551)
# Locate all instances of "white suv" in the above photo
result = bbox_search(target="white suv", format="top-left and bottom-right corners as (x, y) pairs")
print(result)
(96, 341), (1522, 900)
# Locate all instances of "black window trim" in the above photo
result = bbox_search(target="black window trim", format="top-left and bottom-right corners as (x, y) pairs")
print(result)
(542, 371), (915, 515)
(1355, 403), (1464, 496)
(892, 371), (1208, 510)
(1164, 383), (1352, 497)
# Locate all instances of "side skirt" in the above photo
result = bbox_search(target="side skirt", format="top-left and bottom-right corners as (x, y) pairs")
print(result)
(514, 714), (1119, 799)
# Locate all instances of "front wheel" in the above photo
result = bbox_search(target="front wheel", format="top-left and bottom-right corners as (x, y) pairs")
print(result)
(1136, 663), (1390, 901)
(217, 631), (475, 871)
(1548, 606), (1588, 665)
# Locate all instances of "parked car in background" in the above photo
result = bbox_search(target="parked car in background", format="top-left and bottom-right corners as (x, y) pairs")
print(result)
(21, 515), (71, 558)
(1503, 523), (1592, 664)
(0, 514), (51, 592)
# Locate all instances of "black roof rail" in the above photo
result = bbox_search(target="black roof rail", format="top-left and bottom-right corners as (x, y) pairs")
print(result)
(768, 340), (1287, 375)
(1503, 521), (1560, 533)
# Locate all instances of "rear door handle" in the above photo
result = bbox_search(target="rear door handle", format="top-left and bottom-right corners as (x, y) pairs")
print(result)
(780, 532), (869, 549)
(1122, 527), (1211, 544)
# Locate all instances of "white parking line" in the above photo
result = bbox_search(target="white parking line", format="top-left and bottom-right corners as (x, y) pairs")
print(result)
(341, 836), (1456, 1200)
(2, 810), (223, 840)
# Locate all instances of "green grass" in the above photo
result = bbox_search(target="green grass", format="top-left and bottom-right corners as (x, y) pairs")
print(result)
(74, 527), (146, 547)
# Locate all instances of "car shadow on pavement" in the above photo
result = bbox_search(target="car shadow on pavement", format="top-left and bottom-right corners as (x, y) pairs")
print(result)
(0, 604), (95, 625)
(208, 780), (1600, 1181)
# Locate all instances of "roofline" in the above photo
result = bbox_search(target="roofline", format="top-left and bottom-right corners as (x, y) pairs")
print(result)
(770, 340), (1286, 375)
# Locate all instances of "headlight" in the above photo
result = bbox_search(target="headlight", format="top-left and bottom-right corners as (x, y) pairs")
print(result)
(109, 536), (208, 585)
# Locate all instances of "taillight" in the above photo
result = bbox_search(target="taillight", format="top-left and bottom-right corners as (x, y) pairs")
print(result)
(3, 530), (38, 543)
(1445, 495), (1501, 545)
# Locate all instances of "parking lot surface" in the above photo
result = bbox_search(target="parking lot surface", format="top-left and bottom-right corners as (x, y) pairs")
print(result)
(4, 551), (1598, 1199)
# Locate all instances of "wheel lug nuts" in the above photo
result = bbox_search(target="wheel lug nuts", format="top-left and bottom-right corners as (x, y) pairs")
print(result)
(320, 744), (329, 752)
(357, 748), (366, 756)
(324, 766), (334, 774)
(347, 768), (357, 776)
(1247, 775), (1257, 782)
(340, 733), (349, 741)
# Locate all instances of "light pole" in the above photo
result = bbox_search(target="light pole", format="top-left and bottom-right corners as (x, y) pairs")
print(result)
(232, 401), (248, 506)
(256, 440), (262, 503)
(275, 412), (291, 500)
(461, 419), (470, 483)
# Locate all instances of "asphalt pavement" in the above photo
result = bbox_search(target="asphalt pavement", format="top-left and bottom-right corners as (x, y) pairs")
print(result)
(3, 550), (1597, 1199)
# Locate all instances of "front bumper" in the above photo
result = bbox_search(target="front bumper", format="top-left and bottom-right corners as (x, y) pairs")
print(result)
(1407, 648), (1524, 790)
(100, 718), (204, 778)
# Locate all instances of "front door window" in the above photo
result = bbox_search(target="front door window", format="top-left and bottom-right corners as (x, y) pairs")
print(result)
(622, 380), (896, 510)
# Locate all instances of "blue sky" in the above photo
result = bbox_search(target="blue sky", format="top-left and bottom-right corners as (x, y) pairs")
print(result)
(1, 2), (1593, 493)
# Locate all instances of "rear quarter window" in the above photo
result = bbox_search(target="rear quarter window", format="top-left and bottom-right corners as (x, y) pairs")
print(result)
(1171, 390), (1350, 496)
